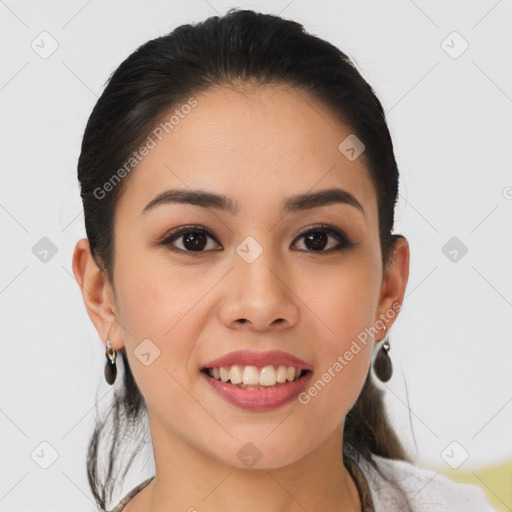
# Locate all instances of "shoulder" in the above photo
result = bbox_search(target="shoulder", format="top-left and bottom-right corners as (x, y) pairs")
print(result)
(360, 454), (498, 512)
(107, 477), (154, 512)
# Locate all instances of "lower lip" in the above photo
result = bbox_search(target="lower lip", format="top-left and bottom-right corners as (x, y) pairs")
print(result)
(201, 371), (312, 411)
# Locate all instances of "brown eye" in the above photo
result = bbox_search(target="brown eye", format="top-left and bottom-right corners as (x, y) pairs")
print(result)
(292, 224), (353, 253)
(303, 231), (329, 251)
(180, 232), (209, 251)
(157, 226), (221, 253)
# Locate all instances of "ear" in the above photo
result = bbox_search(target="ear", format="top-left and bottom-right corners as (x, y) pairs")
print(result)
(374, 235), (410, 338)
(72, 238), (124, 351)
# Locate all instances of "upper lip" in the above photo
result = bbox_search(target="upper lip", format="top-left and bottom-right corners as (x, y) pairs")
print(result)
(200, 349), (313, 371)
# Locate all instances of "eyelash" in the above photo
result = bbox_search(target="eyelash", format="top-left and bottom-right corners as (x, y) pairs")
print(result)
(156, 223), (354, 255)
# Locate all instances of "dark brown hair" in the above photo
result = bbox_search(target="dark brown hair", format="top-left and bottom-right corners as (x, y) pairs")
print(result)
(77, 8), (414, 510)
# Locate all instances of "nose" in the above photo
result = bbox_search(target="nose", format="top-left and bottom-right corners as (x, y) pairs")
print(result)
(218, 251), (300, 332)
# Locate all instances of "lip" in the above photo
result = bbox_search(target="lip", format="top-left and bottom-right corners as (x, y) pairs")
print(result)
(200, 349), (313, 371)
(200, 370), (313, 411)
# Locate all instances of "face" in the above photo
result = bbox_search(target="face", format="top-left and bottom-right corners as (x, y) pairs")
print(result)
(98, 84), (398, 468)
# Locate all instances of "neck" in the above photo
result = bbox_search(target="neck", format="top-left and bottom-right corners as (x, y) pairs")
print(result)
(128, 412), (361, 512)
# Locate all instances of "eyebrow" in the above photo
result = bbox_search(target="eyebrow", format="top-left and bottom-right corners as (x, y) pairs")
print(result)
(141, 187), (365, 216)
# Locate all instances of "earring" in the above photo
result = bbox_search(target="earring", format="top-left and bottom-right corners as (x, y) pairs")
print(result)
(104, 339), (117, 385)
(373, 326), (392, 382)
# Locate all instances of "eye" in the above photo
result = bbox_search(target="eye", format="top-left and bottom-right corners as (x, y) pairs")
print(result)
(156, 223), (353, 254)
(156, 225), (221, 253)
(292, 224), (353, 253)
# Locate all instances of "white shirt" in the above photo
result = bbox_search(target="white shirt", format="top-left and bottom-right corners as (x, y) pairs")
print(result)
(358, 452), (499, 511)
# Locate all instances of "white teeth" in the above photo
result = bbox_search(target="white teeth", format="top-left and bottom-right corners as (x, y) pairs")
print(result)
(242, 365), (260, 385)
(259, 365), (276, 386)
(276, 365), (288, 383)
(230, 365), (243, 385)
(206, 364), (305, 388)
(220, 367), (230, 382)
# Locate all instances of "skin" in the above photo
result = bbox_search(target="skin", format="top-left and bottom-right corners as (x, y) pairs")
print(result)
(73, 83), (409, 512)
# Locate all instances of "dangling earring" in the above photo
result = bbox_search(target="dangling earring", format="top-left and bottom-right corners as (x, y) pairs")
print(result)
(373, 326), (392, 382)
(104, 339), (117, 385)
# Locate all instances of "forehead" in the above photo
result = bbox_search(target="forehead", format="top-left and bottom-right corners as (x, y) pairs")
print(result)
(116, 83), (378, 220)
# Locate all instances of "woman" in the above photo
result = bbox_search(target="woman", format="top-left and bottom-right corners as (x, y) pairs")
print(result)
(72, 8), (497, 512)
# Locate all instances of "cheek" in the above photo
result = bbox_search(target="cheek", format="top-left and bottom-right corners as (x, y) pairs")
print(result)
(298, 260), (377, 420)
(114, 243), (206, 336)
(112, 247), (209, 388)
(306, 257), (380, 347)
(299, 330), (372, 432)
(112, 261), (209, 420)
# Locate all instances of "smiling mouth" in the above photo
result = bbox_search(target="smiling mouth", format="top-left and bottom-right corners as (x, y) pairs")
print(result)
(200, 364), (312, 390)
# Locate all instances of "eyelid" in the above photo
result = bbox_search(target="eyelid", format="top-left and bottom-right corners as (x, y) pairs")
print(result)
(294, 223), (345, 239)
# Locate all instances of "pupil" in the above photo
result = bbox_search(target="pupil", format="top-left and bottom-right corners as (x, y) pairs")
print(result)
(305, 232), (327, 251)
(184, 232), (206, 251)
